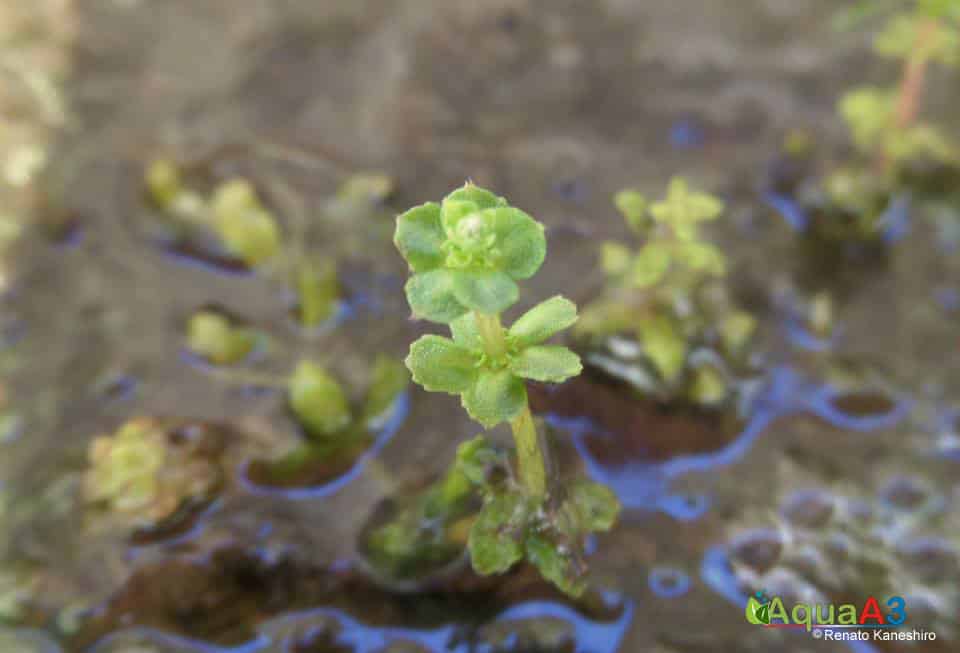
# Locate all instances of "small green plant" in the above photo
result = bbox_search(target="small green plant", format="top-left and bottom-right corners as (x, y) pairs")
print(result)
(578, 178), (754, 406)
(393, 183), (619, 596)
(230, 356), (408, 487)
(837, 0), (960, 175)
(83, 418), (223, 530)
(145, 160), (341, 328)
(186, 309), (262, 365)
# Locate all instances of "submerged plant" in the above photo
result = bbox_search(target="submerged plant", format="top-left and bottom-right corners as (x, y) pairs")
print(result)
(145, 160), (281, 268)
(238, 355), (408, 488)
(392, 183), (620, 596)
(83, 418), (224, 532)
(578, 178), (755, 406)
(186, 309), (262, 365)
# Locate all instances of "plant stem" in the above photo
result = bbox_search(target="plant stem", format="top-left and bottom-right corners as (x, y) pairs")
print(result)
(472, 310), (547, 498)
(473, 311), (508, 359)
(510, 405), (547, 498)
(879, 17), (940, 174)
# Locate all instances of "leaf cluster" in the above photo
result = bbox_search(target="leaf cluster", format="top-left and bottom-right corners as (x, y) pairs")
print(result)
(406, 297), (581, 428)
(461, 436), (621, 597)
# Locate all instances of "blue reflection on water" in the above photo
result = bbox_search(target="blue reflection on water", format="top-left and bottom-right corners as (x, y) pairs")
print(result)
(553, 365), (909, 517)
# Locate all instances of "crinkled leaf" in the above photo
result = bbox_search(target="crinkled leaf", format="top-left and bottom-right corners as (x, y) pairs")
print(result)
(452, 268), (519, 315)
(567, 479), (621, 532)
(469, 492), (527, 574)
(629, 244), (671, 288)
(405, 335), (477, 394)
(440, 200), (482, 236)
(450, 312), (483, 351)
(510, 345), (582, 383)
(405, 269), (468, 323)
(525, 533), (587, 597)
(289, 361), (352, 439)
(443, 184), (505, 212)
(361, 355), (409, 427)
(638, 315), (687, 383)
(601, 242), (631, 277)
(394, 202), (445, 272)
(508, 295), (579, 347)
(677, 241), (726, 276)
(462, 369), (526, 428)
(455, 435), (500, 486)
(488, 207), (547, 279)
(613, 189), (649, 232)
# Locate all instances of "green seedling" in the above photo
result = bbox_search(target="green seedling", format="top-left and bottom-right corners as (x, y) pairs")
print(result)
(837, 0), (960, 175)
(295, 259), (340, 328)
(186, 309), (261, 365)
(230, 356), (408, 488)
(393, 183), (620, 596)
(579, 178), (754, 405)
(145, 161), (281, 267)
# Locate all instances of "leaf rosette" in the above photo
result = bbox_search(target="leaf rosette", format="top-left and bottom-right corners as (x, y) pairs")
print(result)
(394, 184), (547, 323)
(404, 296), (581, 427)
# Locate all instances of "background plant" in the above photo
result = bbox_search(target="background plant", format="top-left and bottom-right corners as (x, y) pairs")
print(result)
(837, 0), (960, 175)
(394, 183), (620, 596)
(578, 178), (755, 406)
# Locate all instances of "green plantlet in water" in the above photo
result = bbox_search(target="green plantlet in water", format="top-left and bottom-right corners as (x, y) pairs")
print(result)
(242, 355), (409, 487)
(294, 259), (340, 328)
(209, 179), (281, 267)
(393, 182), (620, 597)
(579, 178), (754, 405)
(186, 310), (260, 365)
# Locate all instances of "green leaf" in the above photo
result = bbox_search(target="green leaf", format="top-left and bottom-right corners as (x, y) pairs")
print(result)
(217, 207), (281, 266)
(677, 241), (726, 276)
(508, 295), (579, 347)
(601, 242), (631, 277)
(525, 533), (587, 597)
(650, 177), (724, 230)
(454, 435), (500, 486)
(613, 189), (649, 232)
(145, 159), (182, 208)
(443, 184), (505, 212)
(440, 200), (482, 236)
(488, 207), (547, 280)
(629, 244), (671, 288)
(289, 361), (352, 439)
(186, 311), (256, 365)
(405, 269), (468, 323)
(468, 492), (527, 574)
(567, 479), (621, 532)
(450, 312), (483, 351)
(509, 345), (581, 383)
(297, 259), (339, 327)
(394, 202), (445, 272)
(462, 369), (527, 428)
(689, 365), (727, 405)
(452, 268), (519, 314)
(361, 356), (409, 427)
(638, 315), (687, 384)
(720, 311), (756, 353)
(405, 335), (477, 394)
